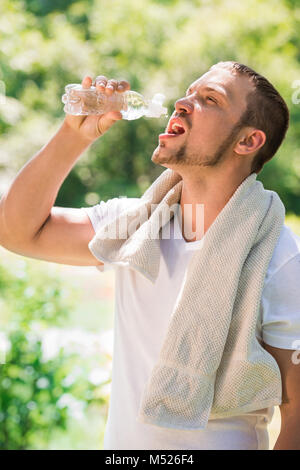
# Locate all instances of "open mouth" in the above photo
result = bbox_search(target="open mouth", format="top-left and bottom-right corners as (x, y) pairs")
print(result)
(159, 117), (186, 142)
(167, 118), (186, 135)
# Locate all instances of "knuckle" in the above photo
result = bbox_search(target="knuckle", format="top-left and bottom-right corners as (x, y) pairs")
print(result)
(95, 76), (107, 86)
(95, 75), (107, 82)
(107, 79), (118, 88)
(119, 80), (130, 87)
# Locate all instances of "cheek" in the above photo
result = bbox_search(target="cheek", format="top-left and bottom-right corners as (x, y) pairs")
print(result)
(188, 121), (218, 147)
(187, 120), (231, 155)
(190, 112), (231, 145)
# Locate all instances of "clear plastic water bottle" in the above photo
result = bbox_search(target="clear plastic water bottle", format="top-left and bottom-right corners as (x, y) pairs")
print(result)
(62, 83), (168, 120)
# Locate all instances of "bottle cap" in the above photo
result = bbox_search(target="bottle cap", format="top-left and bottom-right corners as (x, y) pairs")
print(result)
(145, 93), (168, 118)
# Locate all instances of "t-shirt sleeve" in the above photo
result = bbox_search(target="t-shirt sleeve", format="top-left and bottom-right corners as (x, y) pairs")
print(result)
(261, 253), (300, 350)
(81, 196), (141, 272)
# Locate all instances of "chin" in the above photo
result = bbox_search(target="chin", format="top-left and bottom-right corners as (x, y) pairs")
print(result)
(151, 147), (163, 164)
(152, 146), (171, 166)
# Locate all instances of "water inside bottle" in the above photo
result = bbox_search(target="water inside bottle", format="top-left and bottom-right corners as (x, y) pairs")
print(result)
(121, 91), (148, 120)
(62, 84), (168, 119)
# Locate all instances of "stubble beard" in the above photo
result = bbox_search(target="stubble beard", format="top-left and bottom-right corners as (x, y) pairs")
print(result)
(152, 122), (243, 168)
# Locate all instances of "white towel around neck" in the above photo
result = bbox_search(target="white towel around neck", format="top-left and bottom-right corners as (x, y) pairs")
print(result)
(88, 169), (285, 430)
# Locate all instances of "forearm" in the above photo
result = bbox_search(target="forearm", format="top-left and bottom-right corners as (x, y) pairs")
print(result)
(273, 434), (300, 450)
(0, 120), (92, 244)
(273, 417), (300, 450)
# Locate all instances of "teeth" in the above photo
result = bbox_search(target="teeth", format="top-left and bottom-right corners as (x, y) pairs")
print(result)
(171, 123), (184, 134)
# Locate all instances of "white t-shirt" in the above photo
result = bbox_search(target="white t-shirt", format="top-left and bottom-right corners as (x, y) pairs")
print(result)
(82, 196), (300, 450)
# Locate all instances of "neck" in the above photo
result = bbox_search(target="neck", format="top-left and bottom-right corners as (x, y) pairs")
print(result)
(179, 166), (252, 242)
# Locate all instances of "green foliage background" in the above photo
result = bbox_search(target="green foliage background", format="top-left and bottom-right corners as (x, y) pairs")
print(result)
(0, 0), (299, 210)
(0, 253), (112, 449)
(0, 0), (300, 450)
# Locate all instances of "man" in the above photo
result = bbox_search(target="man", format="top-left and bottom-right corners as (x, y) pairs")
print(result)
(0, 61), (299, 450)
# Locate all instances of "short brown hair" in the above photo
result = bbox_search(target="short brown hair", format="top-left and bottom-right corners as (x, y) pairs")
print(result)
(210, 61), (290, 174)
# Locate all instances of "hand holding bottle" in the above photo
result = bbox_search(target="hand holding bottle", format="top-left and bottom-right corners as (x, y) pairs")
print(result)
(63, 75), (131, 142)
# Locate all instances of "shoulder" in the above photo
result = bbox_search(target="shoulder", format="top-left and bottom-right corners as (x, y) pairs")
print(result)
(261, 224), (300, 350)
(81, 196), (141, 233)
(265, 224), (300, 284)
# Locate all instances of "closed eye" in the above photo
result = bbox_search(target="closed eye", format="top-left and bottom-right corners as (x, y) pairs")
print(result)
(206, 96), (217, 104)
(185, 90), (218, 104)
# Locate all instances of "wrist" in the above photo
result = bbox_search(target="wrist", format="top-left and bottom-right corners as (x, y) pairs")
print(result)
(60, 119), (96, 148)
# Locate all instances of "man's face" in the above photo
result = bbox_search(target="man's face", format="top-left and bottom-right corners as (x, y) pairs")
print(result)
(151, 66), (253, 169)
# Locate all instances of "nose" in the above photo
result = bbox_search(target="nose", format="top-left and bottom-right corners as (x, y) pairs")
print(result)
(174, 97), (194, 115)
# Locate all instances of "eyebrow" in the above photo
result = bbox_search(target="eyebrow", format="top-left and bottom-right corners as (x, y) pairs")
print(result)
(186, 84), (230, 103)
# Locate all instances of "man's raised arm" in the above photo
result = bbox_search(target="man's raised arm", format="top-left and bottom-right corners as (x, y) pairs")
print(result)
(0, 75), (130, 266)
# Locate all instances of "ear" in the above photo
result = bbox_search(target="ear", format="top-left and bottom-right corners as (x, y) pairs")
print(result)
(234, 128), (266, 156)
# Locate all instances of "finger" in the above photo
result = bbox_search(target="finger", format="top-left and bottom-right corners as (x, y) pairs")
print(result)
(82, 76), (93, 89)
(96, 111), (122, 137)
(95, 75), (108, 91)
(116, 80), (131, 93)
(105, 79), (118, 95)
(107, 111), (122, 120)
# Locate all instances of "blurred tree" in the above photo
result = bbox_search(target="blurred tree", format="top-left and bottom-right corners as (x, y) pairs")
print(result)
(0, 0), (299, 450)
(0, 0), (299, 212)
(0, 257), (110, 450)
